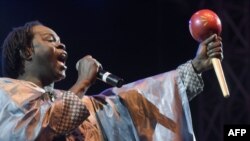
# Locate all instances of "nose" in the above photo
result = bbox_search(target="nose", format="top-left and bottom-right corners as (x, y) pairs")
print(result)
(56, 43), (66, 50)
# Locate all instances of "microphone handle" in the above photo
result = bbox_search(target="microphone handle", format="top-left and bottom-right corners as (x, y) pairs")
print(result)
(97, 69), (124, 88)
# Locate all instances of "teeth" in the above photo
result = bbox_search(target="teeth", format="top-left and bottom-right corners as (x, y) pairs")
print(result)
(62, 65), (67, 69)
(58, 61), (67, 69)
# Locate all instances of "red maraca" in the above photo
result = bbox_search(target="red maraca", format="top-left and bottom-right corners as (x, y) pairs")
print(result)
(189, 9), (229, 97)
(189, 9), (222, 42)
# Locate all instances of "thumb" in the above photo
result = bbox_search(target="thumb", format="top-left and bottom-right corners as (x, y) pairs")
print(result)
(202, 34), (217, 45)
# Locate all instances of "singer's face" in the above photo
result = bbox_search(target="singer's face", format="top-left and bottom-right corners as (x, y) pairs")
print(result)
(30, 25), (68, 83)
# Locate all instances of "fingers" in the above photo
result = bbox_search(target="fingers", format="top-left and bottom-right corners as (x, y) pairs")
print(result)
(217, 36), (222, 41)
(207, 40), (222, 50)
(88, 56), (102, 69)
(82, 55), (102, 72)
(202, 34), (222, 45)
(208, 52), (224, 60)
(206, 40), (223, 60)
(83, 55), (100, 64)
(77, 55), (102, 85)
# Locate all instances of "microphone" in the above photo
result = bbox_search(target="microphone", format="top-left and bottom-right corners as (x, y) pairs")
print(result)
(97, 69), (124, 88)
(76, 62), (124, 88)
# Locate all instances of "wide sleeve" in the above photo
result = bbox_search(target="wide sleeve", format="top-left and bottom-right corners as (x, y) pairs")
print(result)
(112, 60), (204, 102)
(0, 87), (90, 141)
(39, 91), (90, 136)
(99, 60), (204, 141)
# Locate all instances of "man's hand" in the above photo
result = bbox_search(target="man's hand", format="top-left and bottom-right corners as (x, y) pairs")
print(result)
(192, 34), (223, 73)
(70, 55), (101, 97)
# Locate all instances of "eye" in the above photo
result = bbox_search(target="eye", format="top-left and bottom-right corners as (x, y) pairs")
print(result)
(42, 34), (59, 43)
(47, 38), (56, 42)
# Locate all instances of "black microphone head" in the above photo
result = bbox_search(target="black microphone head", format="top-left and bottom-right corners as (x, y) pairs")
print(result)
(98, 69), (124, 88)
(116, 79), (124, 88)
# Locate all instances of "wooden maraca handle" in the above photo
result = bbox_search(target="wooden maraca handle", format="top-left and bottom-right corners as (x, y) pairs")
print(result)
(212, 58), (229, 97)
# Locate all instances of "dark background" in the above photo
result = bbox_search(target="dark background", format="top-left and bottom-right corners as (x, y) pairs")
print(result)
(1, 0), (249, 141)
(0, 0), (200, 92)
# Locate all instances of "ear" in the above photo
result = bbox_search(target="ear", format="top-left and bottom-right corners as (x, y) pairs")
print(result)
(19, 47), (33, 61)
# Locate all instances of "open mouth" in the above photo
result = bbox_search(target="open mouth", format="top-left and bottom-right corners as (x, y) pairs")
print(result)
(57, 53), (68, 69)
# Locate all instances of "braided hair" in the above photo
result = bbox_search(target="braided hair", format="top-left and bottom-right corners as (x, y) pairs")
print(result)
(1, 21), (42, 78)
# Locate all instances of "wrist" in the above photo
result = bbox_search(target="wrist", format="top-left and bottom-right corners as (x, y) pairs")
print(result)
(191, 59), (203, 74)
(69, 80), (91, 97)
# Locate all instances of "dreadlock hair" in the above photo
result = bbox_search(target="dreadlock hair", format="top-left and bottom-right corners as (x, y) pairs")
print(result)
(1, 21), (43, 78)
